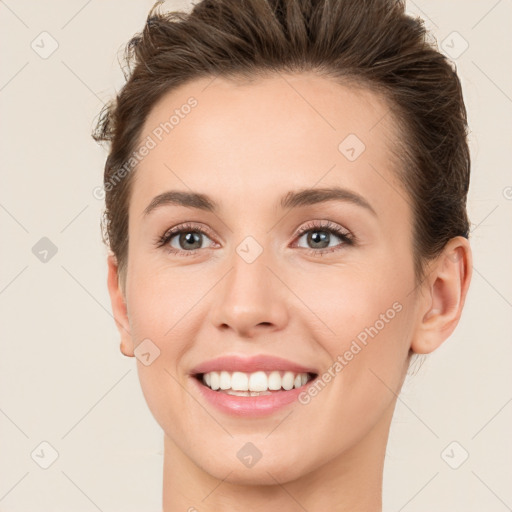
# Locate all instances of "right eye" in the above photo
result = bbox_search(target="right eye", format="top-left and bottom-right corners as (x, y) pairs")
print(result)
(156, 222), (217, 257)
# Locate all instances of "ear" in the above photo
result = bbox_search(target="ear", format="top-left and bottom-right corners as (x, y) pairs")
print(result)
(411, 236), (473, 354)
(106, 252), (134, 357)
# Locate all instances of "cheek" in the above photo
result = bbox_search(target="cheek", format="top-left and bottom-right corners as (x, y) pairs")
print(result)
(295, 267), (411, 401)
(291, 264), (406, 342)
(126, 257), (195, 338)
(296, 293), (412, 458)
(124, 267), (187, 396)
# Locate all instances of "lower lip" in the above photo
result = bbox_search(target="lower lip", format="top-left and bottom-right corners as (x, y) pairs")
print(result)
(191, 375), (317, 417)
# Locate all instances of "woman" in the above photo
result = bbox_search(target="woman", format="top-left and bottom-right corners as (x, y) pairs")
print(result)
(93, 0), (472, 510)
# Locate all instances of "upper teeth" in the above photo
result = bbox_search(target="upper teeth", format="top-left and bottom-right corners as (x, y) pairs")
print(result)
(202, 371), (310, 392)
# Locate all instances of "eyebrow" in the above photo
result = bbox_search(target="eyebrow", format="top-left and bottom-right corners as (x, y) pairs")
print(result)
(142, 186), (377, 217)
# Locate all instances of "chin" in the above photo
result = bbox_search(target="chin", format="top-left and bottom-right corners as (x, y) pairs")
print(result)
(196, 447), (315, 486)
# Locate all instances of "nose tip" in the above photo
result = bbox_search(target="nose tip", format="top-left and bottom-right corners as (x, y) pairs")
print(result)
(211, 259), (289, 339)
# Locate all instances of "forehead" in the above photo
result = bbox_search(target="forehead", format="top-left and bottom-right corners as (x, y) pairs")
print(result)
(130, 73), (408, 223)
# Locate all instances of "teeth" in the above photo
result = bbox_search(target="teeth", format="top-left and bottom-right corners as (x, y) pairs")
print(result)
(268, 371), (282, 390)
(232, 371), (249, 391)
(225, 390), (273, 396)
(210, 371), (220, 390)
(249, 371), (268, 391)
(282, 371), (294, 390)
(219, 371), (231, 390)
(200, 370), (313, 392)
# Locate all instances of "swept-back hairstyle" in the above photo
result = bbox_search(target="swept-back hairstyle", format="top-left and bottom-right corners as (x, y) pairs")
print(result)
(93, 0), (471, 294)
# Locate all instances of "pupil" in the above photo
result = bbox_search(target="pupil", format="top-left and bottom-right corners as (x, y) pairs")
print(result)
(181, 232), (201, 249)
(309, 231), (329, 248)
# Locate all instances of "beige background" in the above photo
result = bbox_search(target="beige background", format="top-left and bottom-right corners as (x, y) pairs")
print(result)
(1, 1), (511, 510)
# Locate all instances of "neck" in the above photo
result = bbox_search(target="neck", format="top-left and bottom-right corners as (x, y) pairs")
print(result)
(162, 398), (396, 512)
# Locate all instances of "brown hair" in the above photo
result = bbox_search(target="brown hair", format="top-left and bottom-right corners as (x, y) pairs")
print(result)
(93, 0), (471, 293)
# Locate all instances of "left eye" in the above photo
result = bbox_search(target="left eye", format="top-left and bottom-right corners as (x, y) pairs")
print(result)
(293, 220), (354, 253)
(296, 228), (345, 250)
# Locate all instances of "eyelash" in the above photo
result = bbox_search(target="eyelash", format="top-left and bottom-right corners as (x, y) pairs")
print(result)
(155, 220), (355, 258)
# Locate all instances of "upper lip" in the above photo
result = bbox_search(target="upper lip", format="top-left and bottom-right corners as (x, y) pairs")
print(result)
(190, 354), (318, 375)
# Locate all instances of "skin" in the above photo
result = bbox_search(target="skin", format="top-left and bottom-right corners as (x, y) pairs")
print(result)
(106, 73), (472, 512)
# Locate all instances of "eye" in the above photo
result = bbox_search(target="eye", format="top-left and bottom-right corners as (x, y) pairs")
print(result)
(155, 219), (355, 258)
(293, 220), (355, 256)
(155, 222), (217, 257)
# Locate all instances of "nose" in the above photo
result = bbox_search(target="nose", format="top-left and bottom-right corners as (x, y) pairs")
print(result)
(209, 249), (289, 339)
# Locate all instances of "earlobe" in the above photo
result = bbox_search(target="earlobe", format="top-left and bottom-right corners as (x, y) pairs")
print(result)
(411, 237), (473, 355)
(106, 252), (135, 358)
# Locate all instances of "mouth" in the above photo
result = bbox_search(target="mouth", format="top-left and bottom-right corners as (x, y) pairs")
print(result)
(193, 370), (318, 396)
(189, 354), (321, 415)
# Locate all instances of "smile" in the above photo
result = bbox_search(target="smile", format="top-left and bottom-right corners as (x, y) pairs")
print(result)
(195, 370), (317, 396)
(189, 354), (320, 416)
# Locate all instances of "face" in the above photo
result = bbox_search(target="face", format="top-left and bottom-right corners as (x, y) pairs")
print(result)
(113, 73), (426, 484)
